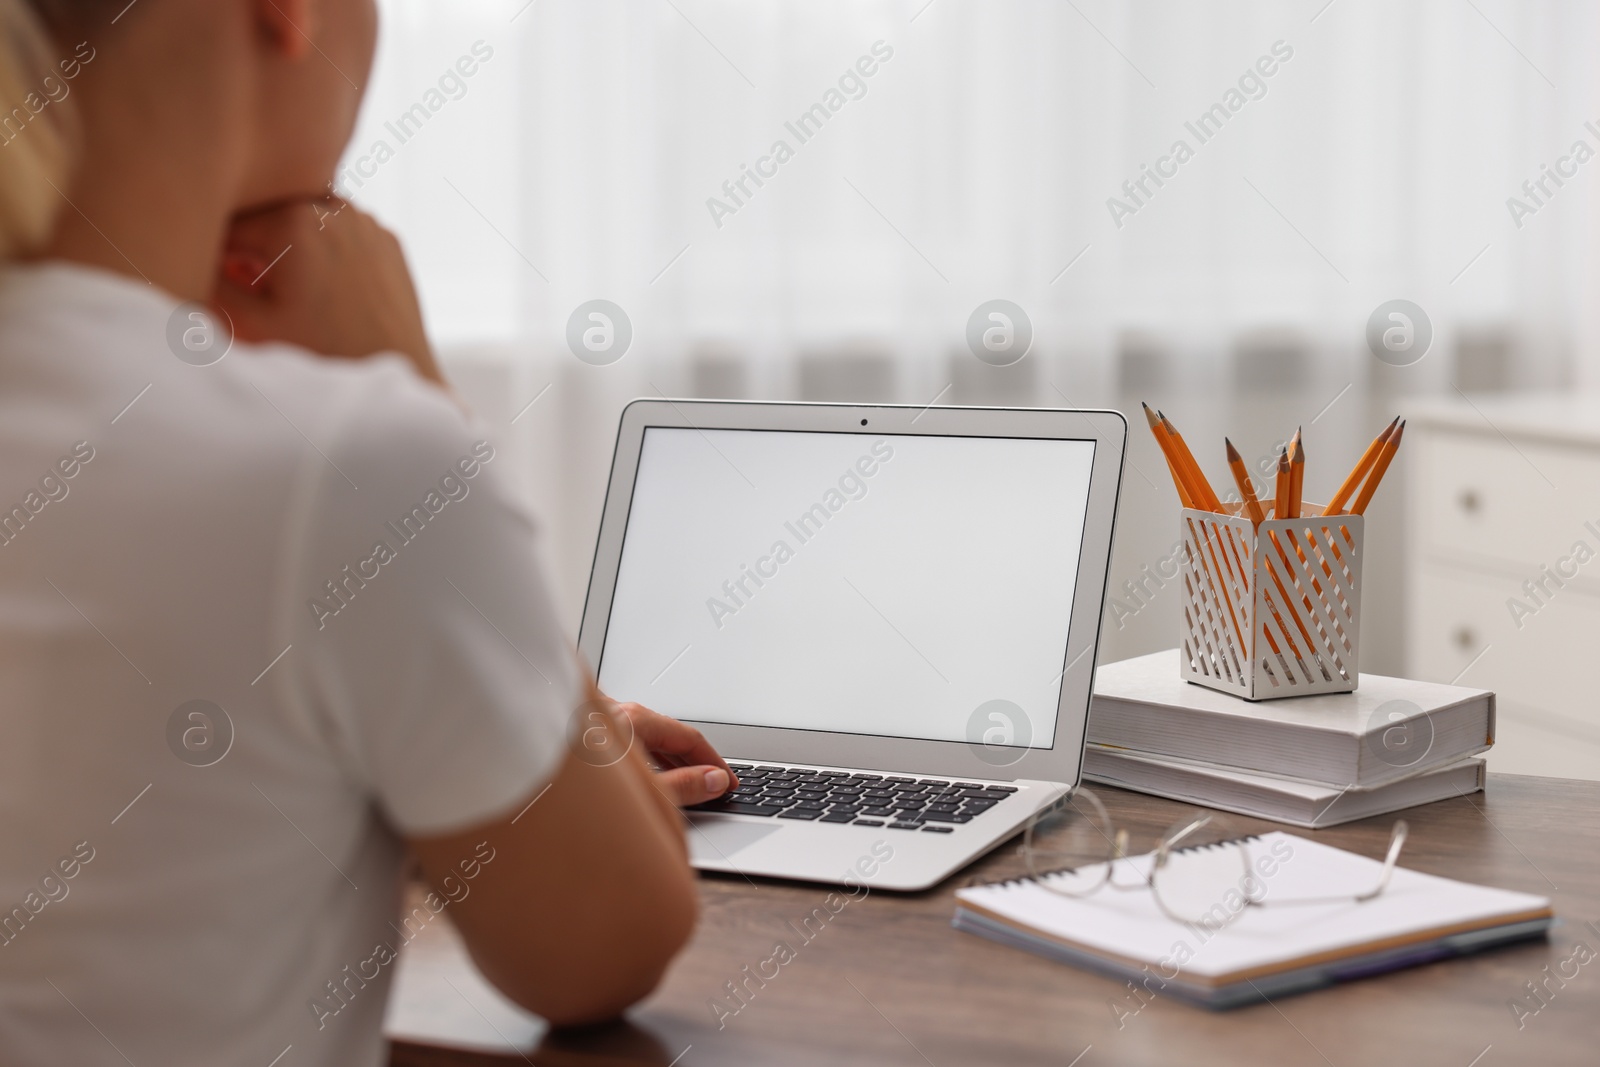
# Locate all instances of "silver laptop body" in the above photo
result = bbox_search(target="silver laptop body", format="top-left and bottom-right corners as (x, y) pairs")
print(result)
(579, 400), (1126, 891)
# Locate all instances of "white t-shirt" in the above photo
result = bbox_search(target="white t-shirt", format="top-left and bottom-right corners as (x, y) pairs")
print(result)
(0, 263), (579, 1066)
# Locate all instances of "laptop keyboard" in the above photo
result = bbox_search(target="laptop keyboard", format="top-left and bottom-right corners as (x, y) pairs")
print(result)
(694, 763), (1018, 833)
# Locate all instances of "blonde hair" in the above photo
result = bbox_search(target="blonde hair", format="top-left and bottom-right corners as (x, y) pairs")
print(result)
(0, 0), (69, 259)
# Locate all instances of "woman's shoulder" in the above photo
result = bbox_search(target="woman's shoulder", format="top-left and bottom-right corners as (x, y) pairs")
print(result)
(237, 343), (486, 475)
(0, 262), (485, 488)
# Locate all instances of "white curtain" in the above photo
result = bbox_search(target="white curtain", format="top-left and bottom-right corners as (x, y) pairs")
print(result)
(344, 0), (1600, 663)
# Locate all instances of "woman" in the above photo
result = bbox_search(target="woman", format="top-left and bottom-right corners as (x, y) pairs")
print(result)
(0, 1), (732, 1063)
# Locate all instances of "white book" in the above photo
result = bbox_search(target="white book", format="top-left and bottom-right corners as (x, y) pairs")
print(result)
(1084, 747), (1486, 828)
(953, 831), (1551, 1008)
(1090, 650), (1495, 788)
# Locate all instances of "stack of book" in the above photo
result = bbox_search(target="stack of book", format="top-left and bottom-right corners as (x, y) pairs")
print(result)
(1085, 650), (1495, 828)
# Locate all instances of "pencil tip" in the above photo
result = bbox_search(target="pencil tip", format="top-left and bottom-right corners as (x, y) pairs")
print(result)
(1225, 438), (1241, 460)
(1142, 403), (1161, 428)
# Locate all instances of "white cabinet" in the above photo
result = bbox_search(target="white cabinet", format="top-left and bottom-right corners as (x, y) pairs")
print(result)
(1406, 394), (1600, 781)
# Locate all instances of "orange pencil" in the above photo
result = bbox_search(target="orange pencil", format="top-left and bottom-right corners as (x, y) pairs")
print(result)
(1249, 437), (1315, 656)
(1142, 402), (1195, 508)
(1286, 429), (1305, 519)
(1323, 417), (1399, 516)
(1144, 405), (1247, 643)
(1224, 439), (1266, 526)
(1273, 447), (1290, 519)
(1350, 420), (1405, 514)
(1159, 412), (1224, 512)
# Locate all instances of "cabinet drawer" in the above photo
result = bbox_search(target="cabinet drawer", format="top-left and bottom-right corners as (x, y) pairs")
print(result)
(1414, 429), (1600, 569)
(1409, 564), (1600, 731)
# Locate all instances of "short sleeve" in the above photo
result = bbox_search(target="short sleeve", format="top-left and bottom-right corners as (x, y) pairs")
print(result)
(274, 357), (580, 837)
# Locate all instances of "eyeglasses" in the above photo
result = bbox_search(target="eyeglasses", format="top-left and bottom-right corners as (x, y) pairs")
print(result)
(1021, 788), (1409, 930)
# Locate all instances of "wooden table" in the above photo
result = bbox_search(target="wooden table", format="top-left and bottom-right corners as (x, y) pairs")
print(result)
(393, 774), (1598, 1067)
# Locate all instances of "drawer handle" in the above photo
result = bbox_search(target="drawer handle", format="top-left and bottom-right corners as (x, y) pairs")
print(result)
(1453, 626), (1477, 650)
(1458, 489), (1481, 514)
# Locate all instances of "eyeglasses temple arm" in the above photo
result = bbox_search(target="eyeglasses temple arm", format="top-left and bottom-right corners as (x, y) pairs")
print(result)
(1354, 820), (1409, 903)
(1163, 814), (1214, 853)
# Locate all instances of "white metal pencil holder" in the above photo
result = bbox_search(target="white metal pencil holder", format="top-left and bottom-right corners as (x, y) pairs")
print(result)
(1178, 504), (1364, 701)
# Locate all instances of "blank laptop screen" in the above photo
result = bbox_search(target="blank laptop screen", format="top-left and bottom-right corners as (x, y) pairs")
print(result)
(595, 427), (1096, 749)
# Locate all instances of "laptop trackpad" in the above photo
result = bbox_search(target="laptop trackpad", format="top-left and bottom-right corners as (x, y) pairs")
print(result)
(687, 815), (784, 860)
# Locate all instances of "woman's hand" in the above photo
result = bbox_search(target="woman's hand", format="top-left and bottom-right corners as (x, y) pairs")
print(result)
(212, 197), (446, 388)
(613, 702), (740, 808)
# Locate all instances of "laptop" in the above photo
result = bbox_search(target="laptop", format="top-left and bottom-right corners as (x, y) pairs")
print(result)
(578, 400), (1126, 891)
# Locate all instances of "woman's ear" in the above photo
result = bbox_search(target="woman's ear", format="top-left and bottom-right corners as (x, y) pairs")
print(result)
(256, 0), (317, 59)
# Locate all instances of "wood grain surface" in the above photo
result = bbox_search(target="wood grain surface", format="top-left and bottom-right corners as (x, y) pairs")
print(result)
(392, 774), (1599, 1067)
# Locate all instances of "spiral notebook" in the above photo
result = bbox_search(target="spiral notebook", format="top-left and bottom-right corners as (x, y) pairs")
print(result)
(953, 831), (1552, 1009)
(382, 888), (545, 1054)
